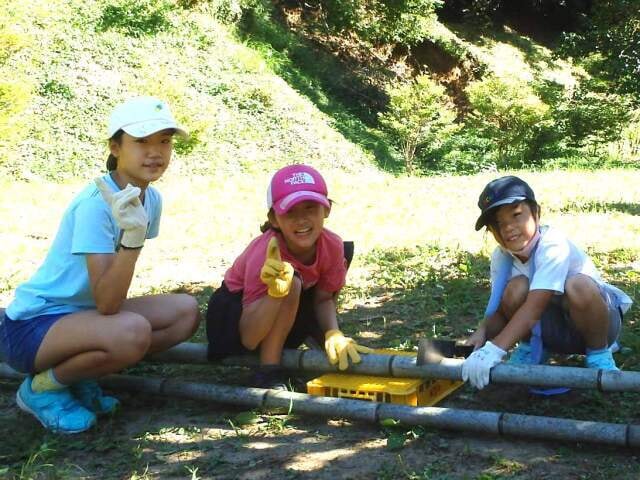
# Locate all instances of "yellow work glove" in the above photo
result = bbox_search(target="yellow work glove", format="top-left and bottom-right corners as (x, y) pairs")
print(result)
(260, 237), (294, 298)
(324, 329), (374, 371)
(95, 177), (148, 249)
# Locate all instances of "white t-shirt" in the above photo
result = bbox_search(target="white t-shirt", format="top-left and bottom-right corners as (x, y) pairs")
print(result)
(511, 225), (600, 293)
(489, 225), (632, 313)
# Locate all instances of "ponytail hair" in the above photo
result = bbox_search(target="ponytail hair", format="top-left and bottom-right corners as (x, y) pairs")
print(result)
(260, 209), (280, 233)
(106, 154), (117, 172)
(106, 130), (125, 172)
(259, 220), (272, 233)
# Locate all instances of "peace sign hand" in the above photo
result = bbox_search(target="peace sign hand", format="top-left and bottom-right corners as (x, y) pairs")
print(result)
(95, 177), (148, 249)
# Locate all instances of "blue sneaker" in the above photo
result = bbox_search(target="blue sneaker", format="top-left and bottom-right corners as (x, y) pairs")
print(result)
(508, 341), (549, 365)
(508, 342), (532, 364)
(16, 377), (96, 434)
(70, 380), (119, 415)
(586, 349), (619, 371)
(609, 341), (621, 354)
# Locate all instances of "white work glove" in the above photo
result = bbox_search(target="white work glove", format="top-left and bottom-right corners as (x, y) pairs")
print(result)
(95, 177), (148, 249)
(461, 341), (507, 390)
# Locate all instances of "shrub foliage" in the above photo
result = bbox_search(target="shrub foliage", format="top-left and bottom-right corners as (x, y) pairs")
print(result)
(0, 0), (637, 179)
(378, 75), (458, 173)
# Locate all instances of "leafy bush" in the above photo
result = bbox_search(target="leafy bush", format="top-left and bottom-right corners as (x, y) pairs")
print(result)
(466, 75), (550, 168)
(553, 86), (632, 152)
(559, 0), (640, 99)
(428, 131), (496, 174)
(609, 110), (640, 163)
(97, 0), (174, 37)
(179, 0), (258, 24)
(39, 79), (75, 100)
(378, 75), (458, 173)
(529, 77), (634, 164)
(316, 0), (443, 46)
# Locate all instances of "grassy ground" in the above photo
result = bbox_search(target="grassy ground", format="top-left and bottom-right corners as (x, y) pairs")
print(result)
(1, 168), (639, 478)
(3, 1), (640, 478)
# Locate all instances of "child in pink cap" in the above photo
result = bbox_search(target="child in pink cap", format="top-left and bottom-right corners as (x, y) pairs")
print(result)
(206, 164), (372, 389)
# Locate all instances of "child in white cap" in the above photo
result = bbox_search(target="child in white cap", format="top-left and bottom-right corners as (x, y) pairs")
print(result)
(206, 164), (372, 389)
(462, 175), (632, 390)
(0, 97), (200, 433)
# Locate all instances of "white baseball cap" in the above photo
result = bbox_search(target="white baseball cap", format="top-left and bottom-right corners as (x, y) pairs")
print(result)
(107, 96), (188, 139)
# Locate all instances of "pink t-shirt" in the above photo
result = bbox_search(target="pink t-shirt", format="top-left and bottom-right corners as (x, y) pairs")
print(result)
(224, 228), (347, 306)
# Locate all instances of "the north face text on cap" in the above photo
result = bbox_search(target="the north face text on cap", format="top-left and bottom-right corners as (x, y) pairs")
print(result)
(285, 172), (315, 186)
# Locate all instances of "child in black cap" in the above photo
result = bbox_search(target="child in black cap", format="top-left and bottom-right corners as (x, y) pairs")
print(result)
(462, 175), (632, 390)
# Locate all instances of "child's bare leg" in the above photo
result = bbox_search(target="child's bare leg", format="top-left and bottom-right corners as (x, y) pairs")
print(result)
(564, 274), (609, 350)
(239, 277), (302, 364)
(33, 310), (152, 385)
(486, 275), (529, 340)
(259, 280), (302, 365)
(32, 294), (199, 385)
(122, 293), (200, 354)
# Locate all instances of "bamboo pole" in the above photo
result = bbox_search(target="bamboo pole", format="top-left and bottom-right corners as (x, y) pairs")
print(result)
(147, 342), (640, 392)
(84, 375), (640, 448)
(1, 364), (636, 448)
(94, 376), (640, 447)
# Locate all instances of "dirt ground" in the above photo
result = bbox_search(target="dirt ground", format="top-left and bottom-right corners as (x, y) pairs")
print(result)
(2, 364), (640, 480)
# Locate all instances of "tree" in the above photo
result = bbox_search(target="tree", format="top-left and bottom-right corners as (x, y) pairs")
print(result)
(560, 0), (640, 100)
(378, 75), (458, 173)
(466, 76), (550, 167)
(317, 0), (443, 46)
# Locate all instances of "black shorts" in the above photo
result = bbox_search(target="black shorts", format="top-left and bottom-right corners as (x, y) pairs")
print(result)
(205, 282), (324, 360)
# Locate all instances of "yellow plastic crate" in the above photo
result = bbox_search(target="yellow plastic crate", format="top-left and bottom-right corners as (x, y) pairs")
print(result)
(306, 350), (463, 407)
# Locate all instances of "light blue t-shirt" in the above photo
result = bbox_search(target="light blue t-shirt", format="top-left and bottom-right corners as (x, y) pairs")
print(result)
(6, 174), (162, 321)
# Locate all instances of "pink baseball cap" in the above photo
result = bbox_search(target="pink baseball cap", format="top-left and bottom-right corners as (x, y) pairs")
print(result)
(267, 164), (330, 215)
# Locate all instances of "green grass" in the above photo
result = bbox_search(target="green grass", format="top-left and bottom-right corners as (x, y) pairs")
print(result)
(2, 1), (640, 477)
(1, 0), (378, 181)
(4, 0), (636, 183)
(2, 168), (640, 478)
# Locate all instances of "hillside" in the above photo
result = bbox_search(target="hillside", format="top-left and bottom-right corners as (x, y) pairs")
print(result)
(1, 0), (381, 181)
(2, 0), (638, 182)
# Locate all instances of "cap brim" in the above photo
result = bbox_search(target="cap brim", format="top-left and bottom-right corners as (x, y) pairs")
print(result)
(273, 191), (330, 215)
(118, 120), (188, 139)
(474, 196), (526, 230)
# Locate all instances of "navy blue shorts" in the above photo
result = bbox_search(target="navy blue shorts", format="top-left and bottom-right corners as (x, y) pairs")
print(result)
(541, 284), (622, 354)
(0, 312), (66, 373)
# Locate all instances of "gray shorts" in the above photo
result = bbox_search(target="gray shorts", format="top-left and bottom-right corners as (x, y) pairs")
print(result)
(540, 284), (622, 354)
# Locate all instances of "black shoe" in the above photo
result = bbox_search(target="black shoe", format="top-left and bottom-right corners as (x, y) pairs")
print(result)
(252, 366), (291, 391)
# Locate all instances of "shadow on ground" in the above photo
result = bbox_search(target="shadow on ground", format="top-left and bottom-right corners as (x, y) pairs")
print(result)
(559, 200), (640, 216)
(2, 243), (639, 478)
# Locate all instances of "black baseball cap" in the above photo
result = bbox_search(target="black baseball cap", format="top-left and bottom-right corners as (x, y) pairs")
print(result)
(475, 176), (536, 231)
